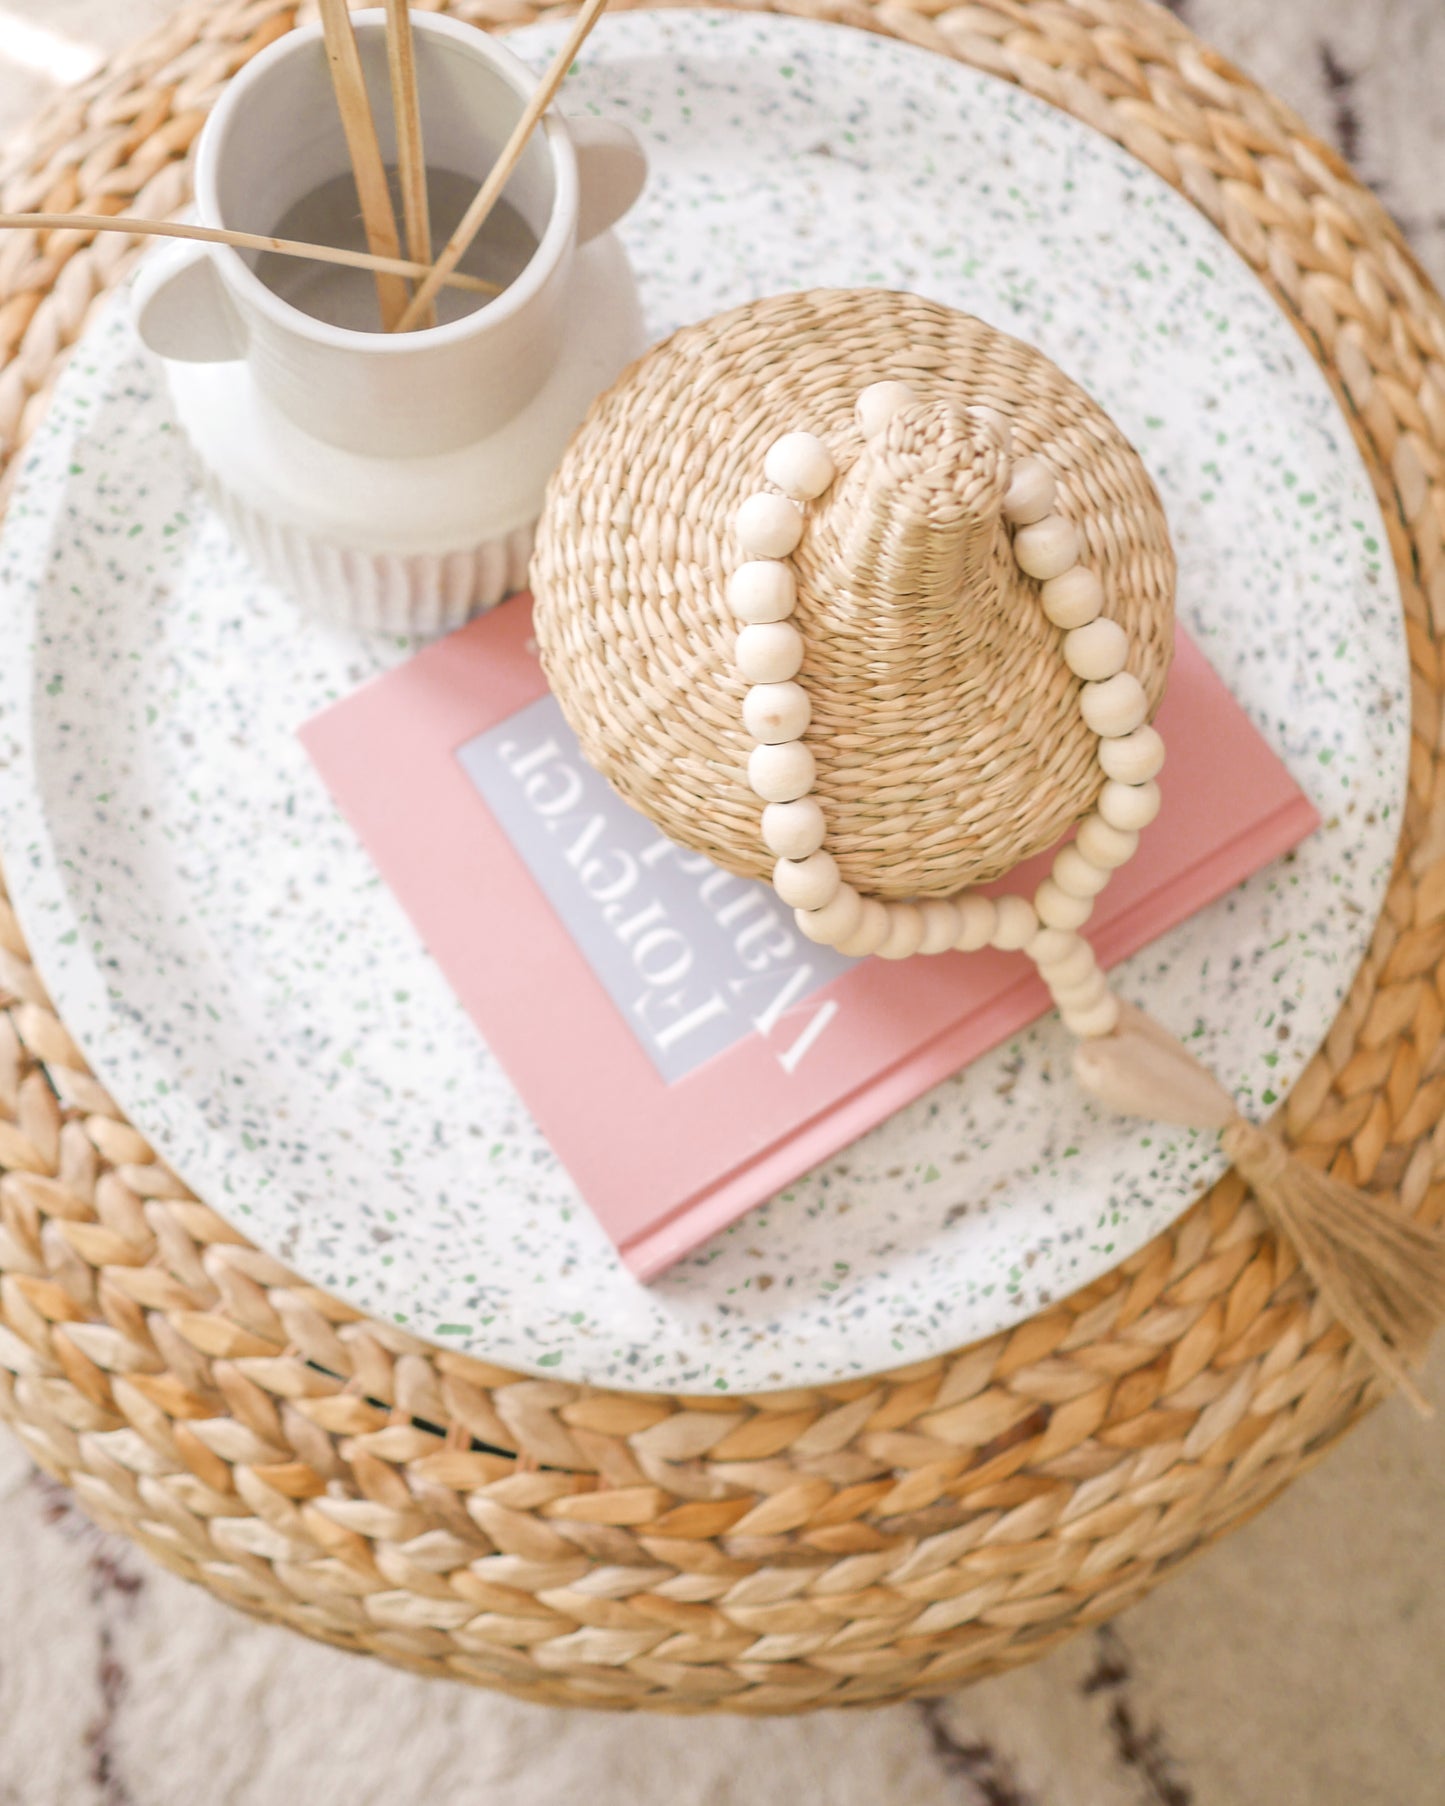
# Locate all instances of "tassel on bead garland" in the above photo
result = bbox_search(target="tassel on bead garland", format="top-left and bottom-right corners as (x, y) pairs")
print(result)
(1073, 1005), (1445, 1415)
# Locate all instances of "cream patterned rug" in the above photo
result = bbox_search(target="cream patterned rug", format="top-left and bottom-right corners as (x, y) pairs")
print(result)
(1, 3), (1443, 1802)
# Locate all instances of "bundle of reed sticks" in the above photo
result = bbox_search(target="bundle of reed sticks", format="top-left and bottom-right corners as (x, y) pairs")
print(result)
(0, 0), (612, 331)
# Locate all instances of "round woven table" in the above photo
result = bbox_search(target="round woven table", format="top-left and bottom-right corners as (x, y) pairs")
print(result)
(0, 0), (1442, 1714)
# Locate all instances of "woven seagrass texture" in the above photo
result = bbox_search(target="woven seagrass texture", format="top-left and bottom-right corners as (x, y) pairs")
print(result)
(1, 0), (1444, 1714)
(533, 289), (1175, 894)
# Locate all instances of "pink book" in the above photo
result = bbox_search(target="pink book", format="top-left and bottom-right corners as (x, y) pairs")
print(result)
(301, 595), (1318, 1279)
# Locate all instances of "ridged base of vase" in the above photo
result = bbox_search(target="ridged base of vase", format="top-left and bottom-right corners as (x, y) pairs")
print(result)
(202, 471), (534, 635)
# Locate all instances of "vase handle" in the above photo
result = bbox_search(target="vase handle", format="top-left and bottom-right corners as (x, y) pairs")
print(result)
(132, 240), (248, 363)
(570, 116), (647, 246)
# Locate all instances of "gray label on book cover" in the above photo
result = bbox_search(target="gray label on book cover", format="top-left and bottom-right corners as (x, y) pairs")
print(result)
(457, 695), (853, 1084)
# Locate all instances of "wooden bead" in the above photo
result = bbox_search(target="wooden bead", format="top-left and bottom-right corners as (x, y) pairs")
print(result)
(1049, 966), (1108, 1012)
(1099, 778), (1161, 832)
(1051, 844), (1110, 900)
(737, 621), (804, 684)
(1079, 671), (1148, 738)
(835, 897), (891, 958)
(1075, 813), (1139, 870)
(1062, 992), (1121, 1040)
(1027, 926), (1080, 967)
(876, 903), (925, 961)
(1035, 878), (1094, 931)
(748, 740), (815, 803)
(762, 797), (825, 860)
(917, 899), (961, 955)
(796, 885), (862, 947)
(1040, 565), (1103, 630)
(727, 560), (796, 624)
(1035, 935), (1095, 988)
(1013, 513), (1080, 580)
(764, 432), (836, 500)
(1001, 457), (1056, 526)
(744, 681), (811, 745)
(1063, 618), (1128, 682)
(737, 491), (803, 558)
(990, 895), (1038, 950)
(855, 381), (915, 438)
(1098, 724), (1165, 785)
(953, 895), (997, 952)
(773, 850), (840, 911)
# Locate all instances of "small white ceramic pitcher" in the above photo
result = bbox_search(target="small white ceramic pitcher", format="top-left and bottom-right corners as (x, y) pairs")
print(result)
(133, 8), (648, 632)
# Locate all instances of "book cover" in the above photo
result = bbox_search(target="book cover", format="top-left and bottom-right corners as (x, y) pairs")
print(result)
(301, 595), (1319, 1279)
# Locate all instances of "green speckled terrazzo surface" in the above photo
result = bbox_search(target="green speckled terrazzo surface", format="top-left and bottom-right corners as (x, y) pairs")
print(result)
(0, 12), (1408, 1390)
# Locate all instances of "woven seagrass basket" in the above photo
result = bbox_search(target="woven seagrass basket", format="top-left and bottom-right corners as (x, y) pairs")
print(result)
(1, 0), (1443, 1714)
(533, 286), (1176, 896)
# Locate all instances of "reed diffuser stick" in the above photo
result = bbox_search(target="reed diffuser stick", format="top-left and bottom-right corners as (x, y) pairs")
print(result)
(0, 212), (500, 295)
(384, 0), (435, 331)
(318, 0), (409, 328)
(392, 0), (611, 332)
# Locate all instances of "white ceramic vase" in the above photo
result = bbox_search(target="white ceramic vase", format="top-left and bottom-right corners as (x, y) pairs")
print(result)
(133, 8), (647, 634)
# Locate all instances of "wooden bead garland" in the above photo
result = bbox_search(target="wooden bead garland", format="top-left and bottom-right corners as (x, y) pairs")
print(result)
(1099, 778), (1161, 831)
(1035, 878), (1095, 933)
(990, 895), (1040, 951)
(743, 680), (811, 744)
(955, 895), (997, 951)
(1027, 926), (1079, 966)
(877, 904), (926, 961)
(917, 899), (962, 956)
(773, 849), (840, 910)
(736, 491), (804, 558)
(837, 897), (890, 958)
(1052, 845), (1111, 899)
(1041, 566), (1104, 629)
(747, 740), (815, 802)
(797, 883), (863, 945)
(731, 391), (1168, 1043)
(854, 381), (916, 440)
(1002, 458), (1056, 525)
(727, 560), (796, 623)
(1014, 515), (1080, 581)
(764, 431), (837, 499)
(1079, 671), (1149, 739)
(762, 797), (825, 859)
(1076, 814), (1138, 869)
(1098, 725), (1165, 785)
(1063, 618), (1129, 681)
(736, 620), (805, 683)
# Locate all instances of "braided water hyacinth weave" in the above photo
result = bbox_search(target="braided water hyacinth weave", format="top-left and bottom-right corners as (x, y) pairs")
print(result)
(1, 0), (1444, 1713)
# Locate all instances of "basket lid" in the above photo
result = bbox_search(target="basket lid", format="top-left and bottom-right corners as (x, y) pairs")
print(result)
(532, 288), (1174, 899)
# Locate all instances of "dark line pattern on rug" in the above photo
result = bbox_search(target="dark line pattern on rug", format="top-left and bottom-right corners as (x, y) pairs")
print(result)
(1083, 1625), (1193, 1806)
(915, 1697), (1038, 1806)
(1318, 43), (1363, 167)
(33, 1473), (143, 1806)
(1312, 54), (1438, 275)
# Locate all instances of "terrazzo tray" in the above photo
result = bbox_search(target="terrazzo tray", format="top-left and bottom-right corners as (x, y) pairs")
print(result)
(0, 10), (1408, 1395)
